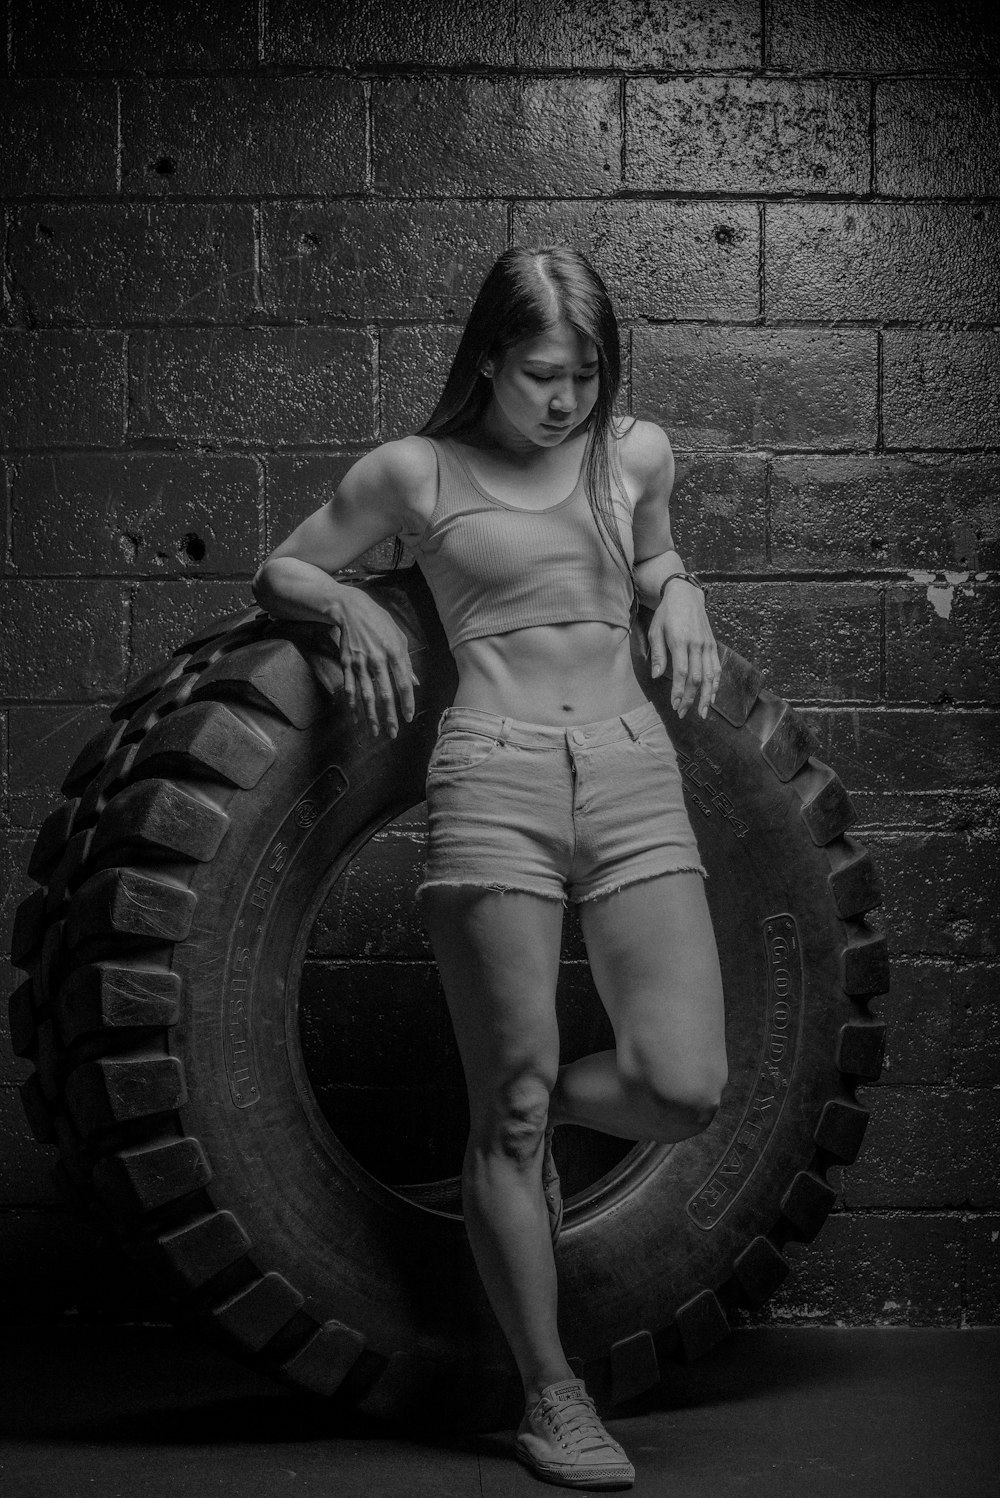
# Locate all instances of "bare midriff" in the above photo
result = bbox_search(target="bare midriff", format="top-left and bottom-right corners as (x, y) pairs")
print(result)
(453, 619), (647, 725)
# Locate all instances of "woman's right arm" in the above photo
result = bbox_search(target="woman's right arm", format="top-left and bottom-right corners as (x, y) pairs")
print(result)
(252, 437), (435, 738)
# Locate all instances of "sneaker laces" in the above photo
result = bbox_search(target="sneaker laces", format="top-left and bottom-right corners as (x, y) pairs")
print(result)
(538, 1387), (621, 1457)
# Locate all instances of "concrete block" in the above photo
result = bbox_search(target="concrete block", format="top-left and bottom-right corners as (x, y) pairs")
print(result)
(11, 0), (257, 70)
(0, 580), (127, 700)
(626, 77), (868, 194)
(0, 1086), (58, 1205)
(12, 454), (261, 576)
(513, 200), (760, 321)
(848, 789), (999, 836)
(865, 832), (998, 960)
(8, 204), (255, 325)
(769, 0), (1000, 72)
(966, 1215), (1000, 1324)
(0, 82), (116, 195)
(515, 0), (760, 69)
(706, 582), (881, 701)
(845, 1087), (1000, 1209)
(872, 960), (952, 1086)
(750, 1212), (963, 1326)
(267, 0), (516, 66)
(770, 455), (1000, 573)
(129, 329), (374, 446)
(122, 78), (365, 195)
(266, 452), (365, 551)
(883, 332), (1000, 450)
(633, 327), (877, 450)
(373, 77), (620, 197)
(767, 203), (1000, 323)
(952, 965), (1000, 1087)
(814, 707), (1000, 794)
(669, 455), (768, 571)
(129, 581), (253, 679)
(262, 202), (506, 321)
(379, 324), (463, 441)
(885, 580), (999, 704)
(877, 81), (1000, 197)
(7, 705), (109, 828)
(309, 818), (431, 960)
(0, 333), (123, 448)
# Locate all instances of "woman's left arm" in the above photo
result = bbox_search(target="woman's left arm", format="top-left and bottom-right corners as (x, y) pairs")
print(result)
(628, 422), (722, 721)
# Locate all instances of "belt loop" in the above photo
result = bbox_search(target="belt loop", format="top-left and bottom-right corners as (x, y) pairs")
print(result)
(621, 713), (642, 742)
(497, 715), (511, 745)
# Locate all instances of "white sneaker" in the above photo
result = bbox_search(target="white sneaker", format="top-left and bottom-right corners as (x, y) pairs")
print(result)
(515, 1378), (635, 1490)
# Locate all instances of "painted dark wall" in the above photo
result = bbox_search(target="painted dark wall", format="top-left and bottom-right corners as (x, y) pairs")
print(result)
(1, 0), (998, 1327)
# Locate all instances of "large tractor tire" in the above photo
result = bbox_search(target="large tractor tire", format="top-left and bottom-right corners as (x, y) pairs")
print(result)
(9, 564), (888, 1430)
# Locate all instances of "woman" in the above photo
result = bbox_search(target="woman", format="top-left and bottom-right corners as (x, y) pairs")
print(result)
(253, 245), (727, 1491)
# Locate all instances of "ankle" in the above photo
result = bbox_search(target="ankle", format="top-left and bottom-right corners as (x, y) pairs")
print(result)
(523, 1366), (577, 1408)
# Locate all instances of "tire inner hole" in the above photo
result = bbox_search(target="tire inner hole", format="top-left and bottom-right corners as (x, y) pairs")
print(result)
(298, 803), (634, 1210)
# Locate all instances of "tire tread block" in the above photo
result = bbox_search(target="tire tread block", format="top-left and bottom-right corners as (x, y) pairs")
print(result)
(797, 764), (856, 846)
(68, 868), (196, 949)
(132, 701), (275, 789)
(179, 606), (263, 654)
(278, 1318), (368, 1398)
(732, 1236), (790, 1308)
(675, 1289), (729, 1362)
(27, 802), (77, 882)
(57, 963), (181, 1041)
(780, 1170), (837, 1242)
(829, 844), (883, 917)
(62, 721), (125, 795)
(65, 1055), (187, 1133)
(814, 1099), (869, 1164)
(211, 1272), (305, 1353)
(18, 1073), (56, 1143)
(93, 1136), (212, 1213)
(190, 639), (326, 730)
(843, 929), (890, 997)
(157, 1211), (252, 1291)
(714, 645), (761, 727)
(8, 979), (38, 1058)
(749, 691), (819, 782)
(111, 657), (188, 722)
(609, 1329), (660, 1405)
(91, 780), (230, 864)
(836, 1020), (886, 1080)
(11, 888), (47, 968)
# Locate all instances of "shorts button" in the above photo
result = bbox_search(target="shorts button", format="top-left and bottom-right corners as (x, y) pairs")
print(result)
(571, 730), (585, 745)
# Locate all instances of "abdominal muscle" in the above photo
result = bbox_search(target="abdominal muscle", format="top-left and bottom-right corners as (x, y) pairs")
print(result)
(452, 619), (648, 726)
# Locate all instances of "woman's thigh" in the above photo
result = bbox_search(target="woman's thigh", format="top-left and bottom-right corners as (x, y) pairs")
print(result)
(578, 872), (727, 1092)
(422, 888), (565, 1124)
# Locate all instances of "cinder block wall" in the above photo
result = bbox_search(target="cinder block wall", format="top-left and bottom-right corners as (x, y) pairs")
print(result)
(1, 0), (998, 1326)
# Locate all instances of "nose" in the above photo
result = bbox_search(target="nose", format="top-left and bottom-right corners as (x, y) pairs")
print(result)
(550, 379), (577, 414)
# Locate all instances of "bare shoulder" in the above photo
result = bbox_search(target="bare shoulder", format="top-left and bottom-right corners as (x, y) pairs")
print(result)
(338, 436), (438, 526)
(611, 418), (675, 503)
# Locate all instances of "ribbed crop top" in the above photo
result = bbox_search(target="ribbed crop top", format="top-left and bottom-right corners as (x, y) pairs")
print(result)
(402, 436), (636, 650)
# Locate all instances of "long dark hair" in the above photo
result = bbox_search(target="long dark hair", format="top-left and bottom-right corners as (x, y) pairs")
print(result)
(402, 244), (632, 570)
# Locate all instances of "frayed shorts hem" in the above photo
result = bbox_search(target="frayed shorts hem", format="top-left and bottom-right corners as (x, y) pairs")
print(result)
(416, 864), (707, 907)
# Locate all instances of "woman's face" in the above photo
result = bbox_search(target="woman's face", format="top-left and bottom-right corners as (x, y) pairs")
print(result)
(484, 320), (600, 448)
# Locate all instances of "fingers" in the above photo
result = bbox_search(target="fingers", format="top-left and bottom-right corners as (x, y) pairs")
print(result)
(665, 635), (721, 720)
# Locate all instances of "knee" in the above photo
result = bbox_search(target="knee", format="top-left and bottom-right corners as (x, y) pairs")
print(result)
(623, 1056), (728, 1140)
(470, 1074), (553, 1165)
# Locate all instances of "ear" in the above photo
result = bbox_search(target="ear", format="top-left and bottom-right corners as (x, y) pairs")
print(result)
(480, 362), (494, 379)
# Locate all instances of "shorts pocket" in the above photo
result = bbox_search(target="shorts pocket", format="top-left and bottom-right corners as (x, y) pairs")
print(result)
(633, 719), (679, 767)
(427, 729), (501, 779)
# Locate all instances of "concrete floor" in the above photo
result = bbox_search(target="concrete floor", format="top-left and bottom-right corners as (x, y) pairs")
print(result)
(0, 1325), (997, 1497)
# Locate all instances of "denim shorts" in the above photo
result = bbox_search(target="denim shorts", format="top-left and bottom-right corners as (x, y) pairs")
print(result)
(418, 700), (706, 905)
